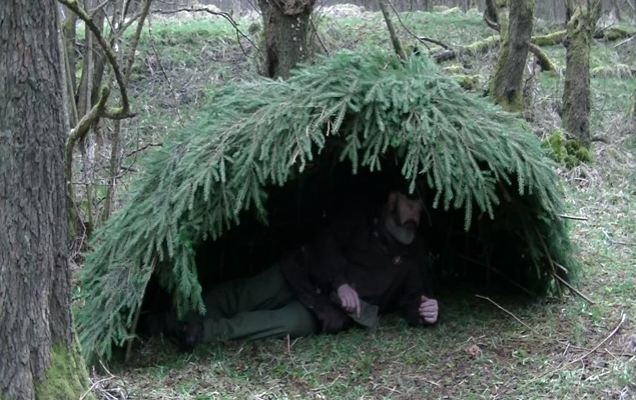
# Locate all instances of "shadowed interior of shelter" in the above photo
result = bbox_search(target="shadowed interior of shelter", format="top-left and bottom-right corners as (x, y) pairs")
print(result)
(138, 154), (544, 341)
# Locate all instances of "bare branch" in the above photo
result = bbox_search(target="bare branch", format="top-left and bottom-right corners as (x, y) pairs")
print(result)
(57, 0), (134, 119)
(89, 0), (110, 17)
(125, 0), (152, 81)
(153, 7), (260, 51)
(310, 15), (330, 56)
(386, 0), (437, 51)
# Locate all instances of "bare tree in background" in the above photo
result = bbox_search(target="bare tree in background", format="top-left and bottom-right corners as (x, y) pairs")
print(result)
(0, 1), (93, 399)
(258, 0), (317, 78)
(490, 0), (535, 112)
(59, 0), (152, 236)
(562, 0), (601, 145)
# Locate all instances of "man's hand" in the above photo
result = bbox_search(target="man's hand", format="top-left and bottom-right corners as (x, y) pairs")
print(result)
(419, 295), (438, 324)
(337, 284), (361, 317)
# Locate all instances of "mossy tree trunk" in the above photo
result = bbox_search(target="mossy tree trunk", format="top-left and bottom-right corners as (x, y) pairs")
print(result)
(562, 0), (601, 145)
(257, 0), (316, 79)
(490, 0), (535, 113)
(0, 1), (93, 399)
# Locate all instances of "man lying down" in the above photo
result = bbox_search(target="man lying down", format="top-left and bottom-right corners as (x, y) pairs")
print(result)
(145, 186), (439, 349)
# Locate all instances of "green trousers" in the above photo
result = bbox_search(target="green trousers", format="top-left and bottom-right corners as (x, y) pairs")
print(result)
(196, 264), (318, 342)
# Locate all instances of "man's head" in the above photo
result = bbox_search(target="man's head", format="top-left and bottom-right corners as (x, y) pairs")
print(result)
(384, 190), (424, 245)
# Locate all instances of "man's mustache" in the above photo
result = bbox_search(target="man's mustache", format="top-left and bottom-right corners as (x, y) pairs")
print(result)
(400, 219), (418, 230)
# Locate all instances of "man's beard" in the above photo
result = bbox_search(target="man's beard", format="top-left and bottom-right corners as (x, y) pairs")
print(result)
(385, 207), (417, 245)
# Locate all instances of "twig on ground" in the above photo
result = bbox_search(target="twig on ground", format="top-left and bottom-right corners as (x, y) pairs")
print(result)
(552, 269), (596, 305)
(604, 348), (636, 358)
(614, 33), (636, 48)
(602, 229), (634, 247)
(558, 214), (588, 220)
(475, 295), (535, 332)
(80, 376), (114, 400)
(518, 312), (627, 392)
(570, 312), (627, 365)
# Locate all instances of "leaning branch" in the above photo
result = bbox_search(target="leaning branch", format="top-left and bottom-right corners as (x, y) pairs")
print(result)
(57, 0), (135, 120)
(125, 0), (152, 81)
(378, 0), (407, 60)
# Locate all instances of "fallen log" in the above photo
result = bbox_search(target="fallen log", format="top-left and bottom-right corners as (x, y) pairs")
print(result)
(532, 26), (635, 46)
(433, 36), (557, 72)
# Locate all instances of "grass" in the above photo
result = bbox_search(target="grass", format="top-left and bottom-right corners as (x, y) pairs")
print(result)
(89, 7), (636, 400)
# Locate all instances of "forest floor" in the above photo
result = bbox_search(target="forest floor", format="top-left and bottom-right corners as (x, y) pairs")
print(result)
(90, 6), (636, 399)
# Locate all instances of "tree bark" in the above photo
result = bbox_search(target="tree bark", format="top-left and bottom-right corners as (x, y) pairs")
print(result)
(562, 0), (601, 145)
(490, 0), (535, 112)
(0, 1), (93, 399)
(484, 0), (499, 23)
(258, 0), (316, 79)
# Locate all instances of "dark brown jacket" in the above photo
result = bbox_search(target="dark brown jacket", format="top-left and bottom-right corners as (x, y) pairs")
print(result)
(280, 208), (433, 332)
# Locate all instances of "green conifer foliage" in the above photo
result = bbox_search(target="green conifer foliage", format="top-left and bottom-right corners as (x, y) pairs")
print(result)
(77, 50), (576, 360)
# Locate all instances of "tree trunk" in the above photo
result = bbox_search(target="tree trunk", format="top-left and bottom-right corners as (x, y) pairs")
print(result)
(258, 0), (316, 79)
(0, 2), (93, 399)
(484, 0), (499, 23)
(490, 0), (534, 112)
(379, 0), (407, 60)
(562, 0), (601, 145)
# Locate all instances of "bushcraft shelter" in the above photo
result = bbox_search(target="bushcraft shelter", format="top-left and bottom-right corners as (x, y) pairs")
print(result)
(77, 50), (577, 360)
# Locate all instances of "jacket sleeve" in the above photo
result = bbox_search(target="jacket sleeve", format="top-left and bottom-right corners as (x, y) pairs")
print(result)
(279, 248), (350, 333)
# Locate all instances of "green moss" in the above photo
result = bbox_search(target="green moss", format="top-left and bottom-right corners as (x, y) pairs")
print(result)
(541, 130), (592, 168)
(442, 65), (464, 74)
(35, 342), (94, 400)
(453, 74), (480, 90)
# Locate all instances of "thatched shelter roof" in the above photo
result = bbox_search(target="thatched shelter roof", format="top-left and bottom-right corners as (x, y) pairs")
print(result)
(77, 50), (576, 360)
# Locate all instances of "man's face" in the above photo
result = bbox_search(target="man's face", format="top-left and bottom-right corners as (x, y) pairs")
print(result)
(385, 191), (424, 245)
(392, 192), (423, 230)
